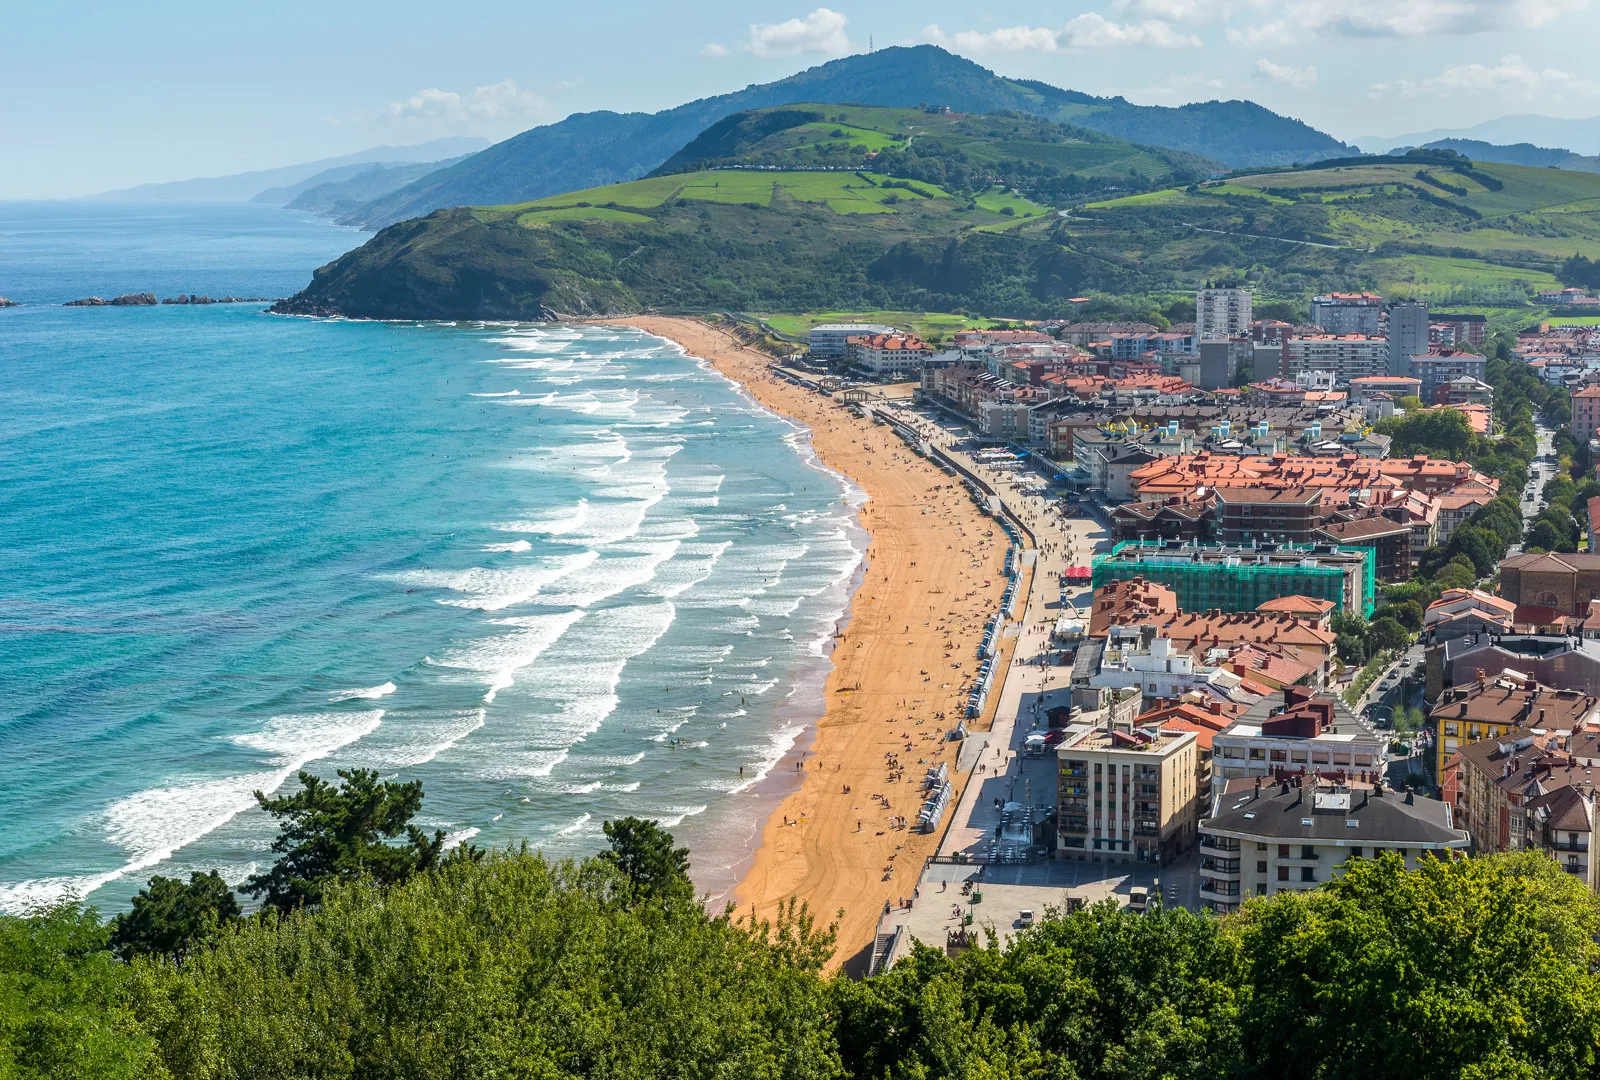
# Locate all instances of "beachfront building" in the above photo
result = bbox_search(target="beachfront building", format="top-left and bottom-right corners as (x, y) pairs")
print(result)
(808, 322), (897, 358)
(1197, 286), (1253, 339)
(1086, 625), (1247, 699)
(846, 333), (932, 376)
(1310, 292), (1384, 335)
(1198, 774), (1468, 912)
(1056, 719), (1199, 865)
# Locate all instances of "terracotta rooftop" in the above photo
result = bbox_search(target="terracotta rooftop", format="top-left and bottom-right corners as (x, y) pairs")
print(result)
(1130, 451), (1495, 498)
(1088, 577), (1180, 637)
(1430, 681), (1599, 730)
(1257, 595), (1337, 617)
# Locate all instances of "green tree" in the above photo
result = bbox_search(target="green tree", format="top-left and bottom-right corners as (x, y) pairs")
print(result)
(599, 817), (693, 901)
(243, 768), (445, 913)
(108, 872), (239, 963)
(0, 904), (155, 1079)
(1448, 524), (1500, 577)
(1369, 616), (1410, 652)
(1382, 600), (1424, 632)
(1237, 853), (1600, 1080)
(1433, 557), (1477, 590)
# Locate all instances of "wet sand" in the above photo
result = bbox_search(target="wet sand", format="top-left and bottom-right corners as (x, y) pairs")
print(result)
(607, 316), (1025, 964)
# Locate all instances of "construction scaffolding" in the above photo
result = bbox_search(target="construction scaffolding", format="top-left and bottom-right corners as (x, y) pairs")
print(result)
(1091, 541), (1376, 617)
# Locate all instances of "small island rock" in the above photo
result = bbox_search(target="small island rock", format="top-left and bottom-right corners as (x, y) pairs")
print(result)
(109, 292), (159, 306)
(0, 297), (17, 307)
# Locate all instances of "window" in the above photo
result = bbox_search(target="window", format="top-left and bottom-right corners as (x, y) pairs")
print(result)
(1278, 844), (1290, 858)
(1277, 866), (1289, 881)
(1301, 867), (1315, 882)
(1257, 842), (1267, 851)
(1256, 860), (1267, 873)
(1350, 847), (1363, 858)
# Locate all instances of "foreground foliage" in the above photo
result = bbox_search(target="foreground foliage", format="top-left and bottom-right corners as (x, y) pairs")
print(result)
(2, 850), (1597, 1079)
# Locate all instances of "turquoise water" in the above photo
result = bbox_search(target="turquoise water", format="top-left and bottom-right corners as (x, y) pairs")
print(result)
(0, 203), (864, 910)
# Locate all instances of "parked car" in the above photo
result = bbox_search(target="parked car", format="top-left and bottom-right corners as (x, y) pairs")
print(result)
(1127, 888), (1150, 914)
(1017, 909), (1035, 928)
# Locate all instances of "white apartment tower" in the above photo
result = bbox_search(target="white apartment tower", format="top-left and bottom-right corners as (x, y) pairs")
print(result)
(1197, 286), (1253, 339)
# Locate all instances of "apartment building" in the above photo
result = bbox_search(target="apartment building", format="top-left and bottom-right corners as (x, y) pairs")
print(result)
(1211, 689), (1385, 782)
(1389, 300), (1429, 378)
(1455, 726), (1600, 890)
(1212, 486), (1326, 544)
(1573, 385), (1600, 443)
(809, 322), (896, 357)
(1056, 720), (1199, 864)
(1410, 349), (1487, 405)
(1429, 675), (1600, 778)
(1197, 286), (1253, 339)
(1281, 334), (1389, 383)
(846, 333), (932, 375)
(1198, 775), (1468, 912)
(1310, 293), (1384, 335)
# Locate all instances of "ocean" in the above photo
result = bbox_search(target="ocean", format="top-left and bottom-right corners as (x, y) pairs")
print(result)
(0, 201), (865, 911)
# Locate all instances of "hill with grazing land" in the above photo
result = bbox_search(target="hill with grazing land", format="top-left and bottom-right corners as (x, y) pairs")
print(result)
(274, 105), (1203, 321)
(342, 46), (1349, 229)
(277, 133), (1600, 324)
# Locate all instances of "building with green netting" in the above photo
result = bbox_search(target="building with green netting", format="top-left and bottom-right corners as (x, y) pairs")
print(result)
(1091, 541), (1375, 617)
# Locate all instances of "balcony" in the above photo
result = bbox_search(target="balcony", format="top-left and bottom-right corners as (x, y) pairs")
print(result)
(1199, 881), (1241, 899)
(1200, 859), (1241, 880)
(1565, 861), (1588, 875)
(1278, 852), (1320, 866)
(1549, 840), (1589, 853)
(1200, 836), (1240, 853)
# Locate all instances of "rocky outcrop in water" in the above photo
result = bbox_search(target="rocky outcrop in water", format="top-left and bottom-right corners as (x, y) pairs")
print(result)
(64, 296), (109, 306)
(65, 292), (268, 307)
(162, 294), (270, 304)
(0, 297), (17, 307)
(110, 293), (159, 305)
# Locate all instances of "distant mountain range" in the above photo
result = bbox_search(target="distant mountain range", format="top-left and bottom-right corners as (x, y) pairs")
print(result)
(92, 137), (490, 202)
(1361, 115), (1600, 157)
(340, 45), (1352, 230)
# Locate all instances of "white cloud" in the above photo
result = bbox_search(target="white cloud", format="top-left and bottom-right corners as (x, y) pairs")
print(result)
(746, 8), (851, 57)
(1116, 71), (1228, 102)
(699, 42), (729, 57)
(921, 13), (1199, 53)
(1255, 59), (1317, 88)
(387, 79), (550, 123)
(1222, 0), (1586, 44)
(1063, 12), (1202, 47)
(1371, 53), (1599, 101)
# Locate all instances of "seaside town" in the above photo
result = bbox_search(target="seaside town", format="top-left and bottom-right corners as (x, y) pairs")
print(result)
(734, 288), (1600, 971)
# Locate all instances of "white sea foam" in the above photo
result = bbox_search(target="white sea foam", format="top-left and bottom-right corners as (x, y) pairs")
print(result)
(431, 608), (588, 703)
(481, 540), (533, 552)
(470, 390), (522, 397)
(556, 813), (592, 836)
(443, 827), (481, 848)
(330, 681), (396, 701)
(0, 710), (384, 913)
(388, 550), (599, 611)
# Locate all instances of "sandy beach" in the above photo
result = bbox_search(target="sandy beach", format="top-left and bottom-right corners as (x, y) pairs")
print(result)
(609, 316), (1027, 964)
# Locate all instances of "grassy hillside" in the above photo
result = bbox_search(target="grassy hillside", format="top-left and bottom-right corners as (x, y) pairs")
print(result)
(654, 105), (1209, 188)
(277, 136), (1600, 323)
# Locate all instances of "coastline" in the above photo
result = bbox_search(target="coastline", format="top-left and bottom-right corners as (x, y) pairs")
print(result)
(607, 316), (1024, 964)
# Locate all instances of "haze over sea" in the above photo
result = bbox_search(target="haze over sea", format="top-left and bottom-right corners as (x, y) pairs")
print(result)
(0, 202), (865, 911)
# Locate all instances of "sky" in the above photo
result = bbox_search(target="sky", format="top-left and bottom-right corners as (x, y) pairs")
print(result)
(3, 0), (1598, 198)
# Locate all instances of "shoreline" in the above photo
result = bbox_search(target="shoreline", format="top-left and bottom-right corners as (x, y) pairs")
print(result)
(607, 316), (1024, 964)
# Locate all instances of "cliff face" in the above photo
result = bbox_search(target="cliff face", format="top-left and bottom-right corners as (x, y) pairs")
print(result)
(270, 210), (640, 321)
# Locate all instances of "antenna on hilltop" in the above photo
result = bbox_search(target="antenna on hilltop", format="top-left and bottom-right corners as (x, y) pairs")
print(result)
(869, 34), (874, 53)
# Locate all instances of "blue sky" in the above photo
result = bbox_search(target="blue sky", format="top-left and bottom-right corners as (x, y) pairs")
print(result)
(3, 0), (1596, 197)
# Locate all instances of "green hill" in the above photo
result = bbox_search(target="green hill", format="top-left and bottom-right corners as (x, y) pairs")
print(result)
(275, 105), (1186, 321)
(653, 105), (1216, 185)
(342, 45), (1350, 229)
(276, 134), (1600, 322)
